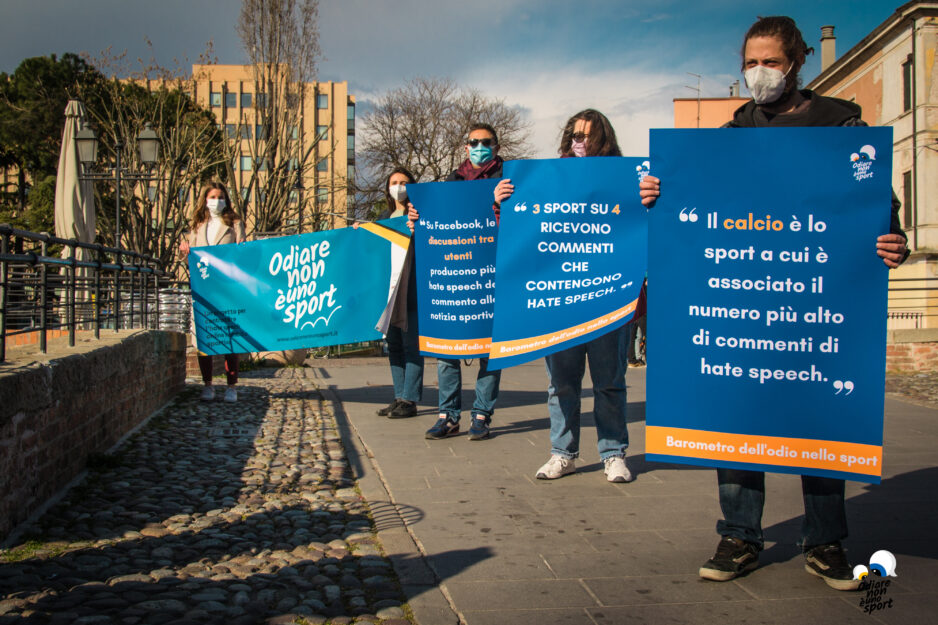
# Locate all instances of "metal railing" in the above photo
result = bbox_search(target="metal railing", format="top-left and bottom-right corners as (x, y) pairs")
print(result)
(887, 276), (938, 330)
(0, 224), (174, 362)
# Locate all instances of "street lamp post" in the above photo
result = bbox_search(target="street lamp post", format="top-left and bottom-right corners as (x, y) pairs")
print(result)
(77, 123), (160, 331)
(77, 123), (160, 248)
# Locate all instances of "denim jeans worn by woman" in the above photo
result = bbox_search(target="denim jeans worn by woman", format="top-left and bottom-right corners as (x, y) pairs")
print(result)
(537, 323), (632, 482)
(382, 267), (424, 417)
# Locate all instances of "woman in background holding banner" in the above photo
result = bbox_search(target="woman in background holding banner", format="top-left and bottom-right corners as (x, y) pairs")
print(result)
(639, 15), (908, 590)
(494, 110), (634, 483)
(377, 167), (425, 419)
(184, 182), (246, 403)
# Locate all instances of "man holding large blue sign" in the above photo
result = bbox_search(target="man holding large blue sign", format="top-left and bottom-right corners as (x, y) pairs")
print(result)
(407, 123), (504, 441)
(641, 16), (909, 591)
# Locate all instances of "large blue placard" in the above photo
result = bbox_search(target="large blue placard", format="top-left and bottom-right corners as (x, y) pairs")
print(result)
(189, 217), (411, 355)
(488, 157), (649, 370)
(408, 179), (499, 358)
(646, 127), (893, 483)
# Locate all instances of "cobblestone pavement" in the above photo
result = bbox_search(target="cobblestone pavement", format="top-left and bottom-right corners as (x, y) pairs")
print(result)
(886, 370), (938, 408)
(0, 368), (413, 625)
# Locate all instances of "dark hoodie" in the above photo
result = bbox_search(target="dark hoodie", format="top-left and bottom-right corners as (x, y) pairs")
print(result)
(726, 89), (906, 242)
(725, 89), (864, 128)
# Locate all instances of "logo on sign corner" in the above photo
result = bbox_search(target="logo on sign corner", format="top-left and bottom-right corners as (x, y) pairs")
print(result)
(850, 145), (876, 182)
(636, 160), (650, 182)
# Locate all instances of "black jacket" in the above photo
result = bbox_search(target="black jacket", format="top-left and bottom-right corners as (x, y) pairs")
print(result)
(725, 90), (906, 243)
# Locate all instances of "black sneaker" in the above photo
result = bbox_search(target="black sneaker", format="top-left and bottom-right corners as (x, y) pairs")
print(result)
(467, 414), (491, 440)
(425, 415), (459, 439)
(389, 400), (417, 418)
(804, 542), (861, 591)
(377, 399), (401, 416)
(699, 537), (760, 581)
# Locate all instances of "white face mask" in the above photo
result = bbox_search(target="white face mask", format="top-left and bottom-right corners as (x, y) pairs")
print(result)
(206, 197), (226, 216)
(743, 64), (791, 105)
(389, 184), (408, 202)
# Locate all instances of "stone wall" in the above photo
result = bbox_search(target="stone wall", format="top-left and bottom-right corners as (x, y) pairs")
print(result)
(886, 329), (938, 372)
(0, 330), (187, 540)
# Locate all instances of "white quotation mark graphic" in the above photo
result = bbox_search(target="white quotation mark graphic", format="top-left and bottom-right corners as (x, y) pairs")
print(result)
(514, 202), (527, 212)
(833, 380), (855, 395)
(679, 207), (698, 222)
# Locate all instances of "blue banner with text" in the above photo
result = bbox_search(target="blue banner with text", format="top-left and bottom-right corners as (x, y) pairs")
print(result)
(488, 157), (649, 370)
(189, 217), (411, 355)
(646, 127), (893, 483)
(408, 178), (499, 358)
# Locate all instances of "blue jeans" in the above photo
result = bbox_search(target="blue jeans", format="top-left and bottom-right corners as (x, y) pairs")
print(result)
(544, 324), (630, 461)
(387, 276), (424, 403)
(716, 468), (847, 550)
(437, 357), (500, 421)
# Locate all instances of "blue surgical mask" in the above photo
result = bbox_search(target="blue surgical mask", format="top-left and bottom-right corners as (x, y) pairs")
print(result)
(469, 145), (494, 166)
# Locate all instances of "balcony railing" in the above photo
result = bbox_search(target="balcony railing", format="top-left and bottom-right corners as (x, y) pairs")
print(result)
(0, 224), (178, 362)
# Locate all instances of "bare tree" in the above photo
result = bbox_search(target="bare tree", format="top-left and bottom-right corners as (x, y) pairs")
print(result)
(358, 77), (533, 217)
(228, 0), (340, 236)
(81, 46), (227, 276)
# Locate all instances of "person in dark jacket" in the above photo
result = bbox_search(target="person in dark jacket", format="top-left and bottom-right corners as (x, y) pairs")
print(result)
(408, 123), (504, 441)
(639, 16), (908, 591)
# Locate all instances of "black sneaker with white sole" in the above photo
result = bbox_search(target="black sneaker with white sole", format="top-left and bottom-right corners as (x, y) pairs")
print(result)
(804, 542), (861, 591)
(699, 536), (760, 581)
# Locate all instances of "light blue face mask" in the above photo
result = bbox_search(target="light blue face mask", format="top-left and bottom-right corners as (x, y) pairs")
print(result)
(469, 144), (494, 166)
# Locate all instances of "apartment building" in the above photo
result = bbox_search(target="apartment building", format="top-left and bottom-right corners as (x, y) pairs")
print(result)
(190, 64), (356, 233)
(807, 2), (938, 328)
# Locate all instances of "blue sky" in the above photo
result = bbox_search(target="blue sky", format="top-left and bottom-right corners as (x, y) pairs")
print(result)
(1, 0), (900, 158)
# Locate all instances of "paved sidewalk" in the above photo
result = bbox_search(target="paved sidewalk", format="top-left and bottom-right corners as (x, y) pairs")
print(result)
(316, 357), (938, 625)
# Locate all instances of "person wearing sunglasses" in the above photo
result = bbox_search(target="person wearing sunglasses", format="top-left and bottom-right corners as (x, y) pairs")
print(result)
(408, 123), (504, 441)
(493, 109), (634, 485)
(639, 16), (908, 591)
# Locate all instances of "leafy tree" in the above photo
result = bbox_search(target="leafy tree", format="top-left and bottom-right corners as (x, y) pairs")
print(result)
(0, 53), (104, 232)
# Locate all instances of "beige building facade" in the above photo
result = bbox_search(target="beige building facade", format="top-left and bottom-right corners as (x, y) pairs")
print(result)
(807, 1), (938, 328)
(190, 64), (356, 233)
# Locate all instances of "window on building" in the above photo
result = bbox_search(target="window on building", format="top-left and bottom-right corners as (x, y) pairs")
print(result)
(225, 124), (238, 139)
(317, 187), (329, 204)
(316, 125), (328, 141)
(902, 170), (913, 233)
(289, 126), (299, 140)
(347, 164), (355, 181)
(241, 188), (250, 203)
(347, 135), (355, 161)
(902, 55), (913, 113)
(241, 92), (252, 108)
(289, 157), (300, 171)
(210, 92), (222, 107)
(256, 93), (267, 108)
(289, 190), (299, 204)
(256, 124), (268, 140)
(257, 158), (268, 172)
(240, 125), (252, 139)
(225, 92), (237, 108)
(241, 156), (253, 171)
(317, 94), (329, 109)
(257, 188), (266, 203)
(317, 158), (328, 172)
(347, 103), (355, 131)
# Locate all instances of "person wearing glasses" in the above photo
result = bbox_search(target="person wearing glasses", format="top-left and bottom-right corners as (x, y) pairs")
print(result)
(408, 123), (504, 441)
(493, 109), (634, 484)
(639, 16), (908, 590)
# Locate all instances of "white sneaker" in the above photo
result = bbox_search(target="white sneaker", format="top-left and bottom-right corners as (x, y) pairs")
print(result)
(200, 386), (215, 401)
(603, 456), (633, 483)
(535, 455), (576, 480)
(224, 387), (238, 403)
